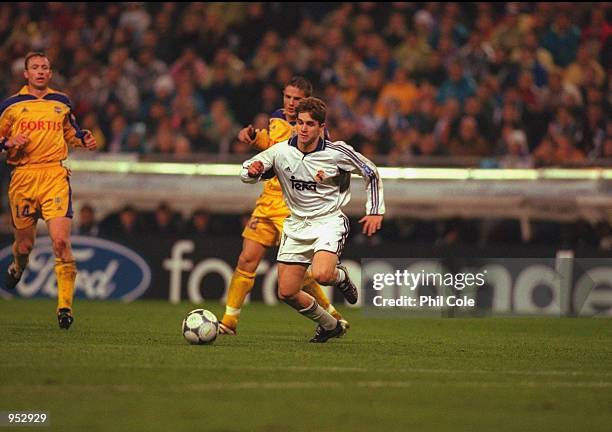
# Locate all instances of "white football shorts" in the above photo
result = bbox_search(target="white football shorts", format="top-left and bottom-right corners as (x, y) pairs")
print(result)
(277, 211), (350, 264)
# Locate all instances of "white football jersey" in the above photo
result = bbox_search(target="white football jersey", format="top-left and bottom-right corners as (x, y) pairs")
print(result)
(241, 136), (385, 219)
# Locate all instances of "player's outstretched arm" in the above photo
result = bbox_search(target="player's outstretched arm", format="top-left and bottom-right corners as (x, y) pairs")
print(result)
(240, 160), (265, 183)
(238, 125), (256, 145)
(240, 146), (277, 183)
(238, 125), (273, 151)
(248, 161), (264, 177)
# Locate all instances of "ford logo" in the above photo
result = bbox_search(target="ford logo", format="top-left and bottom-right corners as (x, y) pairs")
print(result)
(0, 236), (151, 301)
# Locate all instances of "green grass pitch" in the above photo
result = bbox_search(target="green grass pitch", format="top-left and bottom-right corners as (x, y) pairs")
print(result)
(1, 299), (611, 432)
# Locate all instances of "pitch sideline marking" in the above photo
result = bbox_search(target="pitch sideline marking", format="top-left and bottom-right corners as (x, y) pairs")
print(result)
(1, 380), (611, 393)
(3, 363), (612, 377)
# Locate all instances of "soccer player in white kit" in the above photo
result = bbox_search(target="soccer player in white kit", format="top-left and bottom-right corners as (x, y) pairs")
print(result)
(241, 97), (385, 342)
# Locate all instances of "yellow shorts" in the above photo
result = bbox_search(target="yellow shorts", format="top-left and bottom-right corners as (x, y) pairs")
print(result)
(9, 163), (73, 230)
(242, 192), (290, 247)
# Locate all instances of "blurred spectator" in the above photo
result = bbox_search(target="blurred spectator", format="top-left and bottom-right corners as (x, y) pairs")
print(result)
(354, 97), (383, 142)
(464, 96), (493, 141)
(434, 98), (461, 147)
(533, 135), (557, 165)
(511, 31), (555, 76)
(490, 4), (525, 52)
(118, 2), (151, 42)
(540, 67), (582, 110)
(0, 2), (606, 167)
(74, 203), (99, 237)
(489, 46), (520, 90)
(457, 31), (494, 82)
(202, 99), (241, 155)
(135, 49), (169, 100)
(375, 68), (418, 117)
(231, 67), (264, 124)
(416, 133), (447, 157)
(170, 46), (209, 87)
(553, 134), (585, 164)
(383, 12), (408, 48)
(97, 65), (140, 117)
(448, 115), (489, 157)
(498, 129), (534, 168)
(597, 136), (612, 160)
(183, 116), (212, 152)
(581, 104), (607, 156)
(548, 107), (581, 145)
(101, 205), (143, 238)
(436, 61), (476, 104)
(149, 121), (177, 154)
(106, 114), (129, 153)
(171, 80), (206, 128)
(395, 32), (432, 74)
(541, 11), (581, 67)
(582, 7), (612, 46)
(184, 208), (211, 236)
(173, 134), (192, 157)
(516, 46), (548, 89)
(417, 51), (447, 87)
(150, 202), (182, 235)
(564, 43), (606, 88)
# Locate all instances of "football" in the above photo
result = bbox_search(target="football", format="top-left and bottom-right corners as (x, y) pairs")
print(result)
(182, 309), (219, 345)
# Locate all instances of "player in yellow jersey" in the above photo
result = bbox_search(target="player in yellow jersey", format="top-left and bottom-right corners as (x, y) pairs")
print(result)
(0, 52), (97, 329)
(220, 77), (347, 334)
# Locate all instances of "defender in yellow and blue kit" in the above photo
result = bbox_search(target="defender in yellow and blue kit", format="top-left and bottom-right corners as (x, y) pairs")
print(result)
(0, 51), (97, 329)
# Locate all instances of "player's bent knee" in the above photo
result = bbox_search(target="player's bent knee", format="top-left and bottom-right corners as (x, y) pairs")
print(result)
(52, 239), (70, 256)
(277, 291), (291, 302)
(277, 289), (299, 303)
(16, 240), (34, 255)
(312, 269), (335, 286)
(237, 252), (258, 273)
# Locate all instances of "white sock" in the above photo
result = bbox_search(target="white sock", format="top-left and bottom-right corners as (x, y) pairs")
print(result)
(299, 300), (337, 330)
(225, 306), (241, 316)
(334, 266), (347, 284)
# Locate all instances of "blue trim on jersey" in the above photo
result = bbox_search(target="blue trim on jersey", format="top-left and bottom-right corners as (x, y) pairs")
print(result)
(44, 93), (86, 141)
(288, 136), (327, 153)
(327, 143), (379, 214)
(43, 92), (71, 106)
(68, 113), (86, 140)
(0, 94), (37, 117)
(66, 176), (73, 218)
(270, 109), (286, 120)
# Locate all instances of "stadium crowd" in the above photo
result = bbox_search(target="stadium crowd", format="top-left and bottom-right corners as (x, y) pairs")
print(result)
(1, 3), (611, 249)
(0, 2), (610, 166)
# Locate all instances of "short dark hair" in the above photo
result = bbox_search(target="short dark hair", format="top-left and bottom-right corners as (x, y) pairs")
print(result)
(285, 76), (313, 97)
(296, 97), (327, 125)
(24, 51), (49, 70)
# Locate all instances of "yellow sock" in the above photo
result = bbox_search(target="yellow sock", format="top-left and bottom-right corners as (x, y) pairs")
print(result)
(327, 305), (345, 322)
(222, 267), (256, 327)
(55, 259), (76, 312)
(303, 271), (345, 321)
